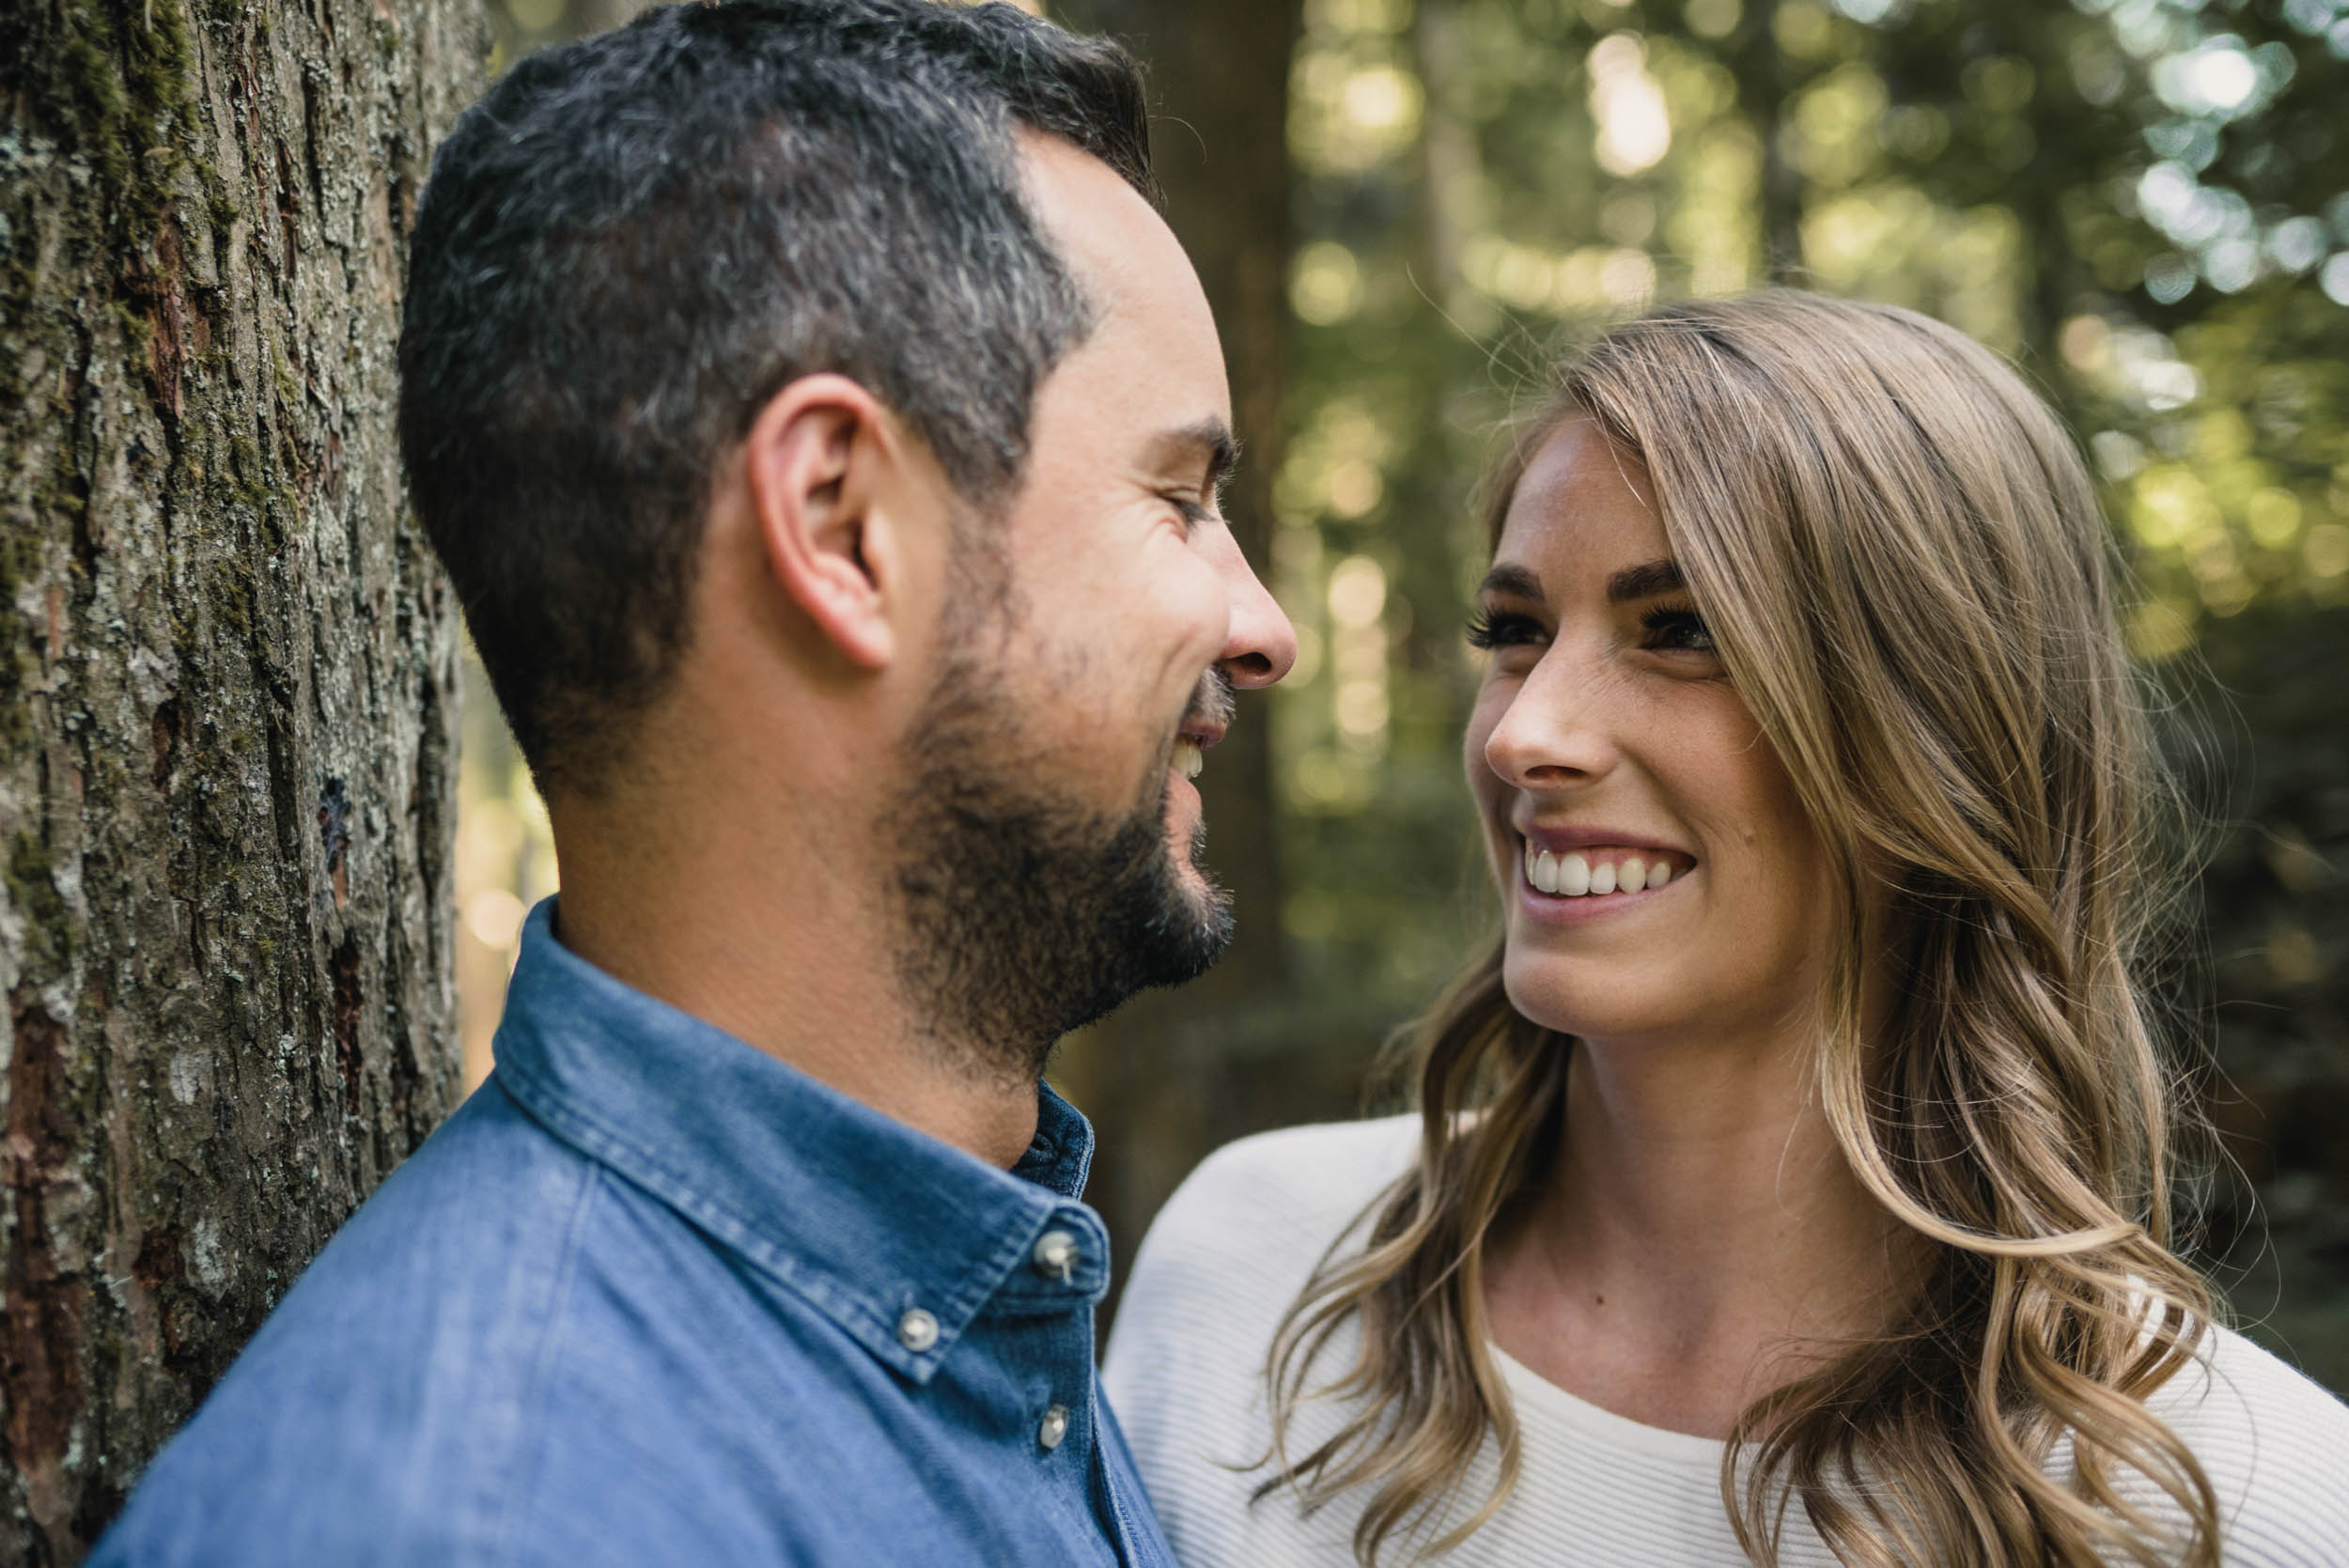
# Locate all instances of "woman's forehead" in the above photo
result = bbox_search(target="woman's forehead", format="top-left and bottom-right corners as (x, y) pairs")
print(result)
(1492, 418), (1666, 583)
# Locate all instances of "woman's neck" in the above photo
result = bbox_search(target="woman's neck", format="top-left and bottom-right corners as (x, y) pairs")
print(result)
(1483, 1025), (1913, 1438)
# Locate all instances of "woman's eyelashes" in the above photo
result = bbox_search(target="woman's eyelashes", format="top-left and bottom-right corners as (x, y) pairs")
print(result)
(1640, 603), (1717, 654)
(1466, 602), (1716, 658)
(1465, 608), (1544, 650)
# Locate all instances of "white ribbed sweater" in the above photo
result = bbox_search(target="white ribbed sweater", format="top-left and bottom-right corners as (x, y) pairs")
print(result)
(1103, 1116), (2349, 1567)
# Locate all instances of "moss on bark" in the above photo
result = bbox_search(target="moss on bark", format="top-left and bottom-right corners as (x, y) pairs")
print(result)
(0, 1), (485, 1559)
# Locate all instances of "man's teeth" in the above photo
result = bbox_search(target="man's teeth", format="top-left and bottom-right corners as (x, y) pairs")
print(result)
(1173, 738), (1205, 781)
(1523, 845), (1680, 896)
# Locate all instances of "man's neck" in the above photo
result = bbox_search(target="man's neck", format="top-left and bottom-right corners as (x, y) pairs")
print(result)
(548, 796), (1044, 1172)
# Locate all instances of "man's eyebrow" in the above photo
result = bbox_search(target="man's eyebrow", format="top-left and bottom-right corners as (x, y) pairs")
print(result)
(1606, 557), (1684, 603)
(1147, 417), (1240, 502)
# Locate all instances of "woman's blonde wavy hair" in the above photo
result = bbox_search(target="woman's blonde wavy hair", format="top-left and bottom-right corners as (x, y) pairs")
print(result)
(1265, 291), (2222, 1567)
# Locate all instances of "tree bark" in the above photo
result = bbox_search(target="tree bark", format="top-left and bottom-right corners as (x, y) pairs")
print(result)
(0, 3), (479, 1559)
(1047, 0), (1307, 1324)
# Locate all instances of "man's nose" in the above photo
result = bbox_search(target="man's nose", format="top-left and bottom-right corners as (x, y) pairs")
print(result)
(1211, 534), (1298, 689)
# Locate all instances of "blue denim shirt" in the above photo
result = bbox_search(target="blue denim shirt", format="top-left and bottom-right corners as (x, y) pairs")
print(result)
(94, 900), (1176, 1567)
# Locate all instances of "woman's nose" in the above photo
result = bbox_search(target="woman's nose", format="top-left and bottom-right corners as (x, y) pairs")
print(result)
(1480, 651), (1622, 791)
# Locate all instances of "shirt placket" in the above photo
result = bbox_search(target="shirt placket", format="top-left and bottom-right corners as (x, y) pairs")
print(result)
(988, 1203), (1134, 1562)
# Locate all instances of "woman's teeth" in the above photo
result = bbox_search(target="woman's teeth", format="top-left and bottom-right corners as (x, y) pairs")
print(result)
(1173, 738), (1205, 781)
(1523, 845), (1680, 897)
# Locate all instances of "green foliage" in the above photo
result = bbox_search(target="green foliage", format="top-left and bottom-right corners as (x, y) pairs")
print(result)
(2181, 602), (2349, 1389)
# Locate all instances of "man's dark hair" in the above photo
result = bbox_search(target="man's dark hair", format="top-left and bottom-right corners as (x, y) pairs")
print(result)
(397, 0), (1154, 794)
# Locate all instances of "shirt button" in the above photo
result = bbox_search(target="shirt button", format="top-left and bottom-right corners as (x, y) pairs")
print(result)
(896, 1308), (939, 1353)
(1032, 1229), (1080, 1283)
(1037, 1404), (1069, 1452)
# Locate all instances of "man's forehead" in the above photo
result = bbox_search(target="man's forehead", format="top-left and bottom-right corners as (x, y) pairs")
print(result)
(1015, 132), (1213, 343)
(1013, 131), (1232, 471)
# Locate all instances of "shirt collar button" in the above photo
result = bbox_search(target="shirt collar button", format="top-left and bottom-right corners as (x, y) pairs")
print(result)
(896, 1308), (940, 1353)
(1032, 1229), (1080, 1283)
(1037, 1405), (1069, 1452)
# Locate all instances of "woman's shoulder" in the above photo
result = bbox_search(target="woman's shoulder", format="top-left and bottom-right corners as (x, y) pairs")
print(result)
(1109, 1122), (1419, 1559)
(2150, 1323), (2349, 1562)
(1120, 1114), (1422, 1303)
(1104, 1115), (1418, 1387)
(1102, 1114), (1423, 1562)
(1147, 1113), (1422, 1247)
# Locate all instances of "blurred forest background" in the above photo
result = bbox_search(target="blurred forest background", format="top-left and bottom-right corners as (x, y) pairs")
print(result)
(462, 0), (2349, 1391)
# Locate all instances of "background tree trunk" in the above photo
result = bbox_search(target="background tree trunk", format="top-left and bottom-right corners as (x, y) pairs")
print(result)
(0, 3), (479, 1559)
(1050, 0), (1324, 1327)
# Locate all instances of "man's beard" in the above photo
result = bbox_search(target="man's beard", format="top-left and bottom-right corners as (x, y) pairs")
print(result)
(885, 646), (1237, 1087)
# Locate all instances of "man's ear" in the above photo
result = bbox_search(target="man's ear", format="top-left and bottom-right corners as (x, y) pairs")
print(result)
(741, 374), (909, 672)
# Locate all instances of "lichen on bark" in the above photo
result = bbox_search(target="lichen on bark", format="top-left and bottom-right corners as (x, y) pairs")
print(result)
(0, 2), (483, 1559)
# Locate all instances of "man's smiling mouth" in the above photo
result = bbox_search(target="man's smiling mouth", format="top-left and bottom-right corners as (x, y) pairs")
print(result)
(1172, 670), (1236, 783)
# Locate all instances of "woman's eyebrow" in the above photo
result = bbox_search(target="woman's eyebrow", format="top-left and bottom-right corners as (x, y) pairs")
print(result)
(1477, 563), (1544, 600)
(1477, 559), (1684, 602)
(1606, 557), (1684, 602)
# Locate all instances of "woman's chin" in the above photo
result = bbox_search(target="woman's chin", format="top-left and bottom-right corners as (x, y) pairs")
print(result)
(1501, 955), (1681, 1042)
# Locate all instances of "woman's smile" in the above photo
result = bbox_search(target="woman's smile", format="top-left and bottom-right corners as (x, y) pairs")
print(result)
(1512, 832), (1696, 924)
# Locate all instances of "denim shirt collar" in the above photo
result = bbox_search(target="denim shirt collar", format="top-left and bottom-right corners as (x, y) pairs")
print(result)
(490, 898), (1101, 1386)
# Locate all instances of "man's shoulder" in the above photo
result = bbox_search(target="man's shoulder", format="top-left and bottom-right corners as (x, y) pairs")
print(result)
(241, 1076), (607, 1365)
(90, 1079), (773, 1567)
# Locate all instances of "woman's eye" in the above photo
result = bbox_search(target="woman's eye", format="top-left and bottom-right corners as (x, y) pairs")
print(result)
(1466, 610), (1545, 651)
(1641, 606), (1717, 654)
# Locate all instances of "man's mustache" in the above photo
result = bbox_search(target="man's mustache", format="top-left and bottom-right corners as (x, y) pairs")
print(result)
(1182, 668), (1236, 734)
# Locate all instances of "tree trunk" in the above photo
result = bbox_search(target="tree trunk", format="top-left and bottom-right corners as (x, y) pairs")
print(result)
(1736, 0), (1808, 283)
(0, 3), (479, 1559)
(568, 0), (656, 36)
(1047, 0), (1307, 1326)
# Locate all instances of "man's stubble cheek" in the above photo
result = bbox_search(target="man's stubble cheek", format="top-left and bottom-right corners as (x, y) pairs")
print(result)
(886, 673), (1133, 1048)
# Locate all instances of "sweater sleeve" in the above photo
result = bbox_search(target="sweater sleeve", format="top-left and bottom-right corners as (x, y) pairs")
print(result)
(2148, 1324), (2349, 1564)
